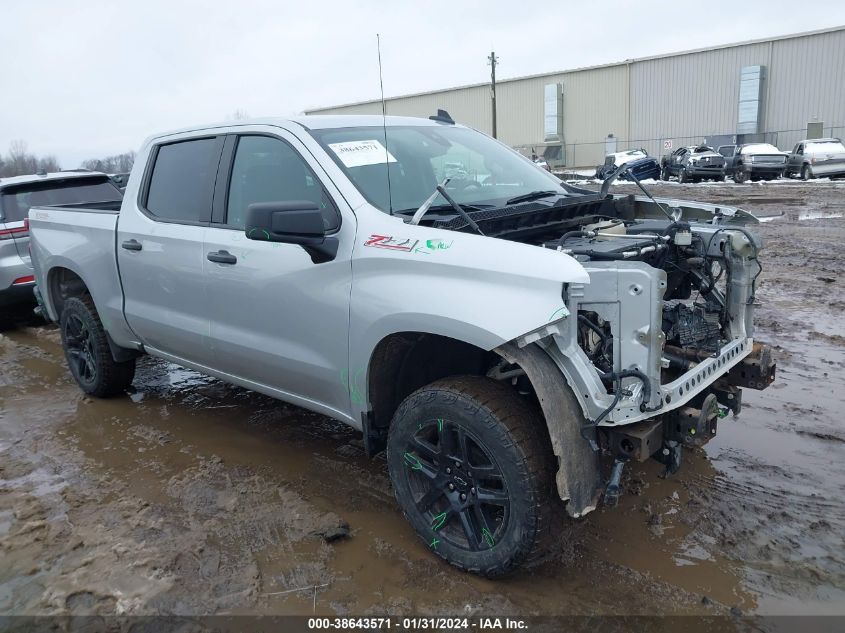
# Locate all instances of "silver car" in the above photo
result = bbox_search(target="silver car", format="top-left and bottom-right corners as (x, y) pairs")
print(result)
(0, 172), (122, 312)
(786, 138), (845, 180)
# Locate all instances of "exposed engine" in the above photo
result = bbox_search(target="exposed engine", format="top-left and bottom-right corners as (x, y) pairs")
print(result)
(425, 188), (773, 485)
(556, 215), (759, 371)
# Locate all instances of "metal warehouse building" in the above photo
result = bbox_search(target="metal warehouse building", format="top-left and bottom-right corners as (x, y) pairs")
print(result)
(306, 26), (845, 168)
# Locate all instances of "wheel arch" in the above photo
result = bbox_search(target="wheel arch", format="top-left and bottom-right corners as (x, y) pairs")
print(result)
(45, 265), (140, 363)
(361, 331), (602, 518)
(364, 332), (494, 449)
(45, 265), (89, 320)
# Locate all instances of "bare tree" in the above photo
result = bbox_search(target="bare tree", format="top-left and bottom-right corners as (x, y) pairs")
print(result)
(8, 139), (28, 160)
(81, 151), (135, 174)
(228, 109), (250, 120)
(0, 140), (60, 177)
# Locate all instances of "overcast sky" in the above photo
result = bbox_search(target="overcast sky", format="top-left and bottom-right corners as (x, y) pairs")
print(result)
(4, 0), (845, 167)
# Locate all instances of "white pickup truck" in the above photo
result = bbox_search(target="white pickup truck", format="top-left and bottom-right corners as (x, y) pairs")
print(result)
(29, 114), (774, 576)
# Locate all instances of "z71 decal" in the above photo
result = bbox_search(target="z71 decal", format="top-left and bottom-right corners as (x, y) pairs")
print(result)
(364, 235), (453, 254)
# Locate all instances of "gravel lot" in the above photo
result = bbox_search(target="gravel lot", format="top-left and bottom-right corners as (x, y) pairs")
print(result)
(1, 180), (844, 617)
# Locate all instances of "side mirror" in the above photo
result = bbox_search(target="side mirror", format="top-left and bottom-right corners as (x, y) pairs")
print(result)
(245, 201), (338, 263)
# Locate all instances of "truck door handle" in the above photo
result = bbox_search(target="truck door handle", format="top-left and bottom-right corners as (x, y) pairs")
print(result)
(121, 239), (142, 251)
(207, 250), (237, 265)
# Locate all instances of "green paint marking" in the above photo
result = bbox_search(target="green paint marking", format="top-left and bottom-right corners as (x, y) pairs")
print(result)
(340, 367), (367, 405)
(430, 537), (440, 550)
(431, 511), (448, 531)
(246, 227), (271, 240)
(548, 306), (571, 322)
(403, 453), (423, 471)
(425, 238), (453, 251)
(482, 527), (495, 548)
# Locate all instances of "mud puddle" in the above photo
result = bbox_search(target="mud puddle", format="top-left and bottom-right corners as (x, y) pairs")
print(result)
(2, 183), (844, 616)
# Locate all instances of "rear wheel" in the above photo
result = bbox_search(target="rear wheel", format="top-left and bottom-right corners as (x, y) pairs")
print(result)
(60, 296), (135, 397)
(386, 376), (556, 577)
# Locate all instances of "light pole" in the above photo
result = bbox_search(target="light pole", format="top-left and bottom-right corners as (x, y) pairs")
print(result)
(488, 51), (498, 139)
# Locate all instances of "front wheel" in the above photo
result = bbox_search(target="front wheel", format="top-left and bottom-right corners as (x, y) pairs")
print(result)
(678, 169), (688, 183)
(801, 165), (814, 181)
(733, 169), (748, 183)
(60, 295), (135, 397)
(387, 376), (557, 577)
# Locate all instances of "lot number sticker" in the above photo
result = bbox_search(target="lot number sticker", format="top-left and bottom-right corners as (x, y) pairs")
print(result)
(328, 139), (397, 168)
(663, 140), (673, 150)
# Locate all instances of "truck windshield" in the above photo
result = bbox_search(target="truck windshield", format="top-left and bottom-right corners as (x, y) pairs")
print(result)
(308, 125), (565, 214)
(0, 176), (122, 222)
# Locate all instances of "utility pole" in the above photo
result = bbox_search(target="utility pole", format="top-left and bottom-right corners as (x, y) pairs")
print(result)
(488, 51), (498, 138)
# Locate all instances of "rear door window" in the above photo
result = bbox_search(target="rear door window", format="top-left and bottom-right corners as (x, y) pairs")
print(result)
(224, 135), (339, 231)
(0, 177), (122, 222)
(144, 137), (223, 223)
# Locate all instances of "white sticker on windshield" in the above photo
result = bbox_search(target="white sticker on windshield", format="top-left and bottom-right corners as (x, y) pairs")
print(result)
(328, 139), (396, 168)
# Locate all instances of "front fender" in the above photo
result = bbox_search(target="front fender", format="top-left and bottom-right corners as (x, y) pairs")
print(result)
(347, 216), (588, 417)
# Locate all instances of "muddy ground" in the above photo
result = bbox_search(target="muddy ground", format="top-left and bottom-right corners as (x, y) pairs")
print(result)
(1, 180), (844, 618)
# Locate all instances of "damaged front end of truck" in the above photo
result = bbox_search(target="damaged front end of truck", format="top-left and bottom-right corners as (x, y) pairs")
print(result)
(446, 185), (775, 517)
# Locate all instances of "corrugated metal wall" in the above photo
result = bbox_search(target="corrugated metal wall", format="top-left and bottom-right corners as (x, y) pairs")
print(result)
(629, 42), (771, 159)
(767, 29), (845, 152)
(308, 28), (845, 167)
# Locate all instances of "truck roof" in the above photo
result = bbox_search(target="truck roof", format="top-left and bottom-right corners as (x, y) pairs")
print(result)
(0, 170), (109, 189)
(146, 115), (462, 144)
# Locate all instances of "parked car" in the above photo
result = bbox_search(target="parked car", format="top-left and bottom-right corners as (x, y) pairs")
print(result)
(785, 138), (845, 180)
(718, 143), (788, 183)
(29, 115), (773, 577)
(660, 145), (726, 183)
(595, 149), (659, 180)
(0, 172), (122, 315)
(533, 156), (551, 172)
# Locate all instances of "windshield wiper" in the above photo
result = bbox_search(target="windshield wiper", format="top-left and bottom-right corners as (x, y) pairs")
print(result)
(505, 190), (562, 205)
(409, 179), (485, 235)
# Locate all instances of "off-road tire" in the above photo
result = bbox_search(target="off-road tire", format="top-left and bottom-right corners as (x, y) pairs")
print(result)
(60, 295), (135, 397)
(386, 376), (557, 577)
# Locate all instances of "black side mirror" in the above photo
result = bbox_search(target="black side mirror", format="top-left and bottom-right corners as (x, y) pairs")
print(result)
(245, 201), (338, 263)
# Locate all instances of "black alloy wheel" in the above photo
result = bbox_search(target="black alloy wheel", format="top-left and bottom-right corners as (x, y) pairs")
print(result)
(387, 376), (557, 577)
(63, 312), (98, 387)
(401, 416), (510, 553)
(59, 295), (135, 397)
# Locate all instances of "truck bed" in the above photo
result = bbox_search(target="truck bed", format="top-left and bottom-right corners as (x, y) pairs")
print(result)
(28, 204), (134, 347)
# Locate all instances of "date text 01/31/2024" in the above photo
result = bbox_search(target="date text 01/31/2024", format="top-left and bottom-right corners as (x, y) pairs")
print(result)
(307, 617), (528, 630)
